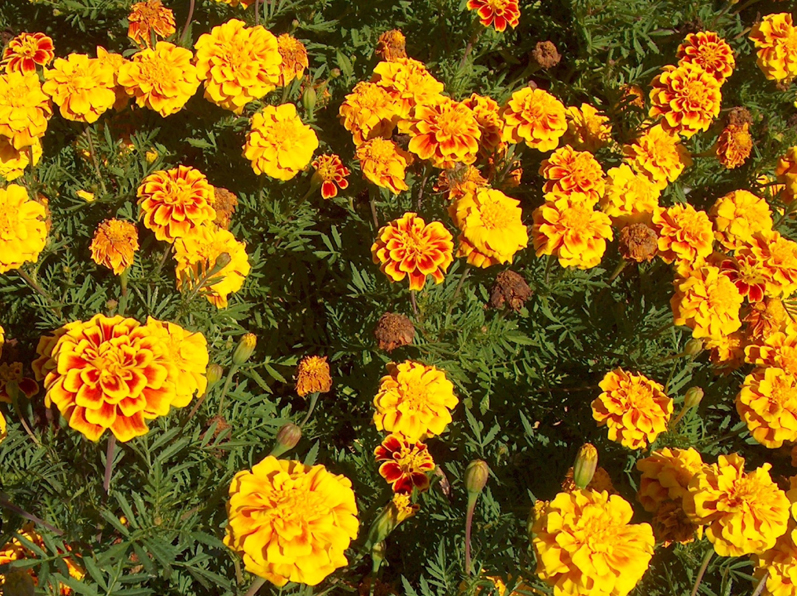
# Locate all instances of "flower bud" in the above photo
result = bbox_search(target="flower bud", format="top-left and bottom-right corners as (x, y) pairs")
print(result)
(270, 423), (302, 458)
(206, 363), (224, 387)
(684, 387), (704, 409)
(365, 493), (418, 548)
(302, 84), (317, 115)
(683, 338), (703, 357)
(330, 67), (341, 78)
(573, 443), (598, 489)
(465, 460), (489, 496)
(213, 252), (232, 271)
(371, 540), (387, 573)
(232, 333), (256, 366)
(3, 569), (35, 596)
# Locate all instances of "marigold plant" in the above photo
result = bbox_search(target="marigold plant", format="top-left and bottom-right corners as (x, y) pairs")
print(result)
(244, 104), (319, 180)
(0, 184), (47, 273)
(43, 53), (116, 123)
(649, 63), (722, 138)
(2, 32), (54, 73)
(532, 197), (612, 269)
(89, 219), (139, 275)
(500, 87), (567, 151)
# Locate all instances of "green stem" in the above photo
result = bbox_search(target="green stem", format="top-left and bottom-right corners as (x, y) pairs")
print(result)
(17, 267), (62, 317)
(300, 392), (320, 427)
(118, 268), (129, 316)
(10, 387), (39, 446)
(180, 0), (196, 45)
(0, 493), (63, 536)
(464, 493), (478, 576)
(281, 84), (290, 105)
(669, 405), (689, 432)
(369, 186), (380, 229)
(85, 125), (107, 196)
(243, 576), (266, 596)
(608, 259), (628, 282)
(752, 571), (770, 596)
(103, 434), (116, 494)
(690, 550), (713, 596)
(544, 254), (555, 285)
(217, 364), (239, 417)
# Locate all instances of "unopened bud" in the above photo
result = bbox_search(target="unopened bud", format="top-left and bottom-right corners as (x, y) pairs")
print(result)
(365, 494), (418, 548)
(683, 338), (703, 357)
(213, 252), (232, 271)
(465, 460), (489, 496)
(270, 423), (302, 457)
(371, 540), (387, 574)
(684, 387), (704, 409)
(302, 84), (317, 115)
(330, 68), (341, 78)
(4, 569), (35, 596)
(232, 333), (256, 366)
(573, 443), (598, 489)
(206, 363), (224, 387)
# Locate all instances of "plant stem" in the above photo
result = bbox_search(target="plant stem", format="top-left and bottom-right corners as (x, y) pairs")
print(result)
(416, 165), (430, 211)
(369, 187), (380, 229)
(217, 364), (239, 417)
(669, 405), (690, 432)
(255, 0), (261, 25)
(11, 388), (39, 446)
(181, 0), (196, 45)
(409, 291), (418, 315)
(752, 571), (769, 596)
(17, 267), (61, 317)
(464, 493), (477, 576)
(85, 125), (107, 196)
(118, 268), (129, 316)
(690, 550), (714, 596)
(0, 494), (63, 536)
(243, 577), (266, 596)
(445, 267), (470, 320)
(608, 259), (628, 282)
(104, 435), (116, 494)
(300, 392), (320, 427)
(281, 84), (290, 104)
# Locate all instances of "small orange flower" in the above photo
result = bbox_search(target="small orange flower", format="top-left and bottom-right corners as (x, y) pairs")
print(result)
(276, 34), (309, 87)
(376, 30), (407, 62)
(676, 31), (735, 83)
(716, 123), (752, 169)
(371, 59), (444, 119)
(737, 367), (797, 448)
(710, 190), (772, 250)
(776, 146), (797, 202)
(90, 219), (139, 275)
(339, 81), (397, 146)
(501, 87), (567, 151)
(127, 0), (176, 48)
(749, 13), (797, 82)
(532, 197), (612, 269)
(402, 97), (481, 169)
(671, 265), (744, 339)
(623, 124), (692, 189)
(356, 138), (412, 194)
(746, 231), (797, 298)
(651, 204), (713, 265)
(461, 93), (505, 155)
(466, 0), (520, 32)
(718, 253), (768, 303)
(0, 362), (39, 403)
(745, 327), (797, 375)
(649, 63), (722, 138)
(371, 212), (454, 291)
(312, 154), (350, 199)
(374, 434), (435, 493)
(600, 164), (660, 228)
(295, 355), (332, 397)
(2, 32), (54, 73)
(539, 145), (605, 204)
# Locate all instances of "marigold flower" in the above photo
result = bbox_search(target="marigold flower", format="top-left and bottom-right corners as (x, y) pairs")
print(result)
(736, 367), (797, 448)
(89, 219), (139, 275)
(592, 368), (673, 450)
(0, 184), (47, 273)
(356, 138), (412, 194)
(244, 103), (318, 180)
(118, 42), (200, 117)
(373, 360), (458, 442)
(466, 0), (520, 32)
(684, 454), (790, 556)
(0, 70), (51, 150)
(718, 252), (768, 303)
(563, 103), (613, 152)
(621, 84), (646, 109)
(146, 318), (208, 407)
(339, 81), (397, 145)
(749, 13), (797, 82)
(312, 154), (350, 199)
(745, 298), (789, 343)
(501, 87), (567, 151)
(371, 212), (454, 291)
(619, 223), (658, 263)
(173, 225), (250, 308)
(460, 93), (505, 155)
(653, 501), (704, 547)
(372, 59), (444, 119)
(225, 456), (359, 587)
(636, 447), (704, 512)
(295, 355), (332, 397)
(210, 186), (238, 229)
(137, 166), (216, 242)
(451, 187), (529, 268)
(376, 30), (407, 62)
(671, 265), (744, 339)
(532, 196), (612, 269)
(752, 518), (797, 596)
(677, 31), (735, 83)
(434, 164), (487, 201)
(194, 20), (282, 114)
(532, 489), (654, 596)
(651, 204), (713, 265)
(717, 123), (752, 169)
(649, 63), (722, 138)
(600, 164), (660, 228)
(623, 124), (692, 189)
(127, 0), (175, 48)
(2, 32), (54, 73)
(0, 136), (41, 181)
(374, 434), (435, 493)
(711, 190), (772, 250)
(746, 231), (797, 298)
(42, 53), (116, 123)
(745, 327), (797, 374)
(400, 97), (480, 169)
(706, 332), (747, 372)
(276, 33), (308, 87)
(0, 362), (38, 403)
(539, 145), (605, 204)
(374, 312), (415, 352)
(776, 146), (797, 201)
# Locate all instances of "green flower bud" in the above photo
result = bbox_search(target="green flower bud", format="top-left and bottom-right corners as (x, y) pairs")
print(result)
(232, 333), (256, 366)
(684, 387), (704, 409)
(270, 423), (302, 458)
(573, 443), (598, 489)
(213, 252), (232, 271)
(683, 338), (703, 357)
(302, 85), (317, 116)
(465, 459), (489, 496)
(206, 363), (224, 387)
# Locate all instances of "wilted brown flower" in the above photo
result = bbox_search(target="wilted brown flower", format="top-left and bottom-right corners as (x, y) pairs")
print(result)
(374, 312), (415, 352)
(489, 270), (532, 311)
(561, 466), (617, 494)
(531, 41), (561, 69)
(652, 501), (702, 547)
(295, 355), (332, 397)
(727, 107), (752, 127)
(211, 186), (238, 229)
(376, 30), (407, 62)
(619, 223), (658, 263)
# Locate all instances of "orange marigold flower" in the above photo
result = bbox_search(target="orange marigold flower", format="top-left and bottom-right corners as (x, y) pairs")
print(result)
(623, 124), (692, 189)
(563, 103), (613, 152)
(752, 522), (797, 596)
(539, 145), (605, 204)
(745, 326), (797, 374)
(636, 447), (704, 512)
(0, 70), (52, 150)
(374, 434), (435, 493)
(706, 332), (747, 372)
(2, 32), (54, 73)
(210, 186), (238, 229)
(676, 31), (735, 83)
(356, 137), (412, 194)
(146, 317), (209, 407)
(717, 123), (752, 169)
(592, 368), (673, 450)
(295, 355), (332, 397)
(0, 184), (47, 273)
(501, 87), (567, 151)
(42, 54), (116, 123)
(0, 362), (38, 403)
(137, 166), (216, 242)
(194, 20), (282, 114)
(745, 298), (789, 343)
(339, 81), (397, 146)
(461, 93), (505, 155)
(244, 104), (319, 180)
(90, 219), (139, 275)
(737, 367), (797, 448)
(776, 146), (797, 202)
(466, 0), (520, 32)
(671, 265), (744, 339)
(651, 204), (713, 265)
(749, 13), (797, 82)
(649, 63), (722, 138)
(371, 212), (454, 291)
(532, 196), (612, 269)
(376, 29), (407, 62)
(401, 97), (480, 169)
(684, 454), (790, 556)
(118, 42), (200, 117)
(127, 0), (176, 48)
(312, 154), (350, 199)
(0, 136), (41, 181)
(710, 190), (773, 250)
(372, 59), (444, 119)
(746, 231), (797, 298)
(600, 164), (660, 228)
(276, 33), (309, 87)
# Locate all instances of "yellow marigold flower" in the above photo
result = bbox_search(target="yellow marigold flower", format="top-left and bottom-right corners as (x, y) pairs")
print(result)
(671, 265), (744, 339)
(0, 184), (47, 273)
(312, 154), (350, 199)
(0, 362), (38, 403)
(371, 59), (444, 119)
(173, 225), (250, 308)
(376, 29), (407, 62)
(736, 367), (797, 448)
(466, 0), (520, 32)
(90, 219), (139, 275)
(339, 81), (397, 145)
(0, 70), (51, 150)
(563, 103), (613, 152)
(677, 31), (735, 83)
(210, 0), (254, 6)
(42, 53), (116, 123)
(746, 231), (797, 298)
(706, 332), (747, 372)
(592, 368), (673, 450)
(276, 34), (308, 87)
(194, 20), (282, 114)
(244, 103), (318, 180)
(501, 87), (567, 151)
(717, 123), (752, 169)
(749, 13), (797, 82)
(539, 145), (605, 204)
(224, 456), (359, 587)
(402, 97), (481, 169)
(127, 0), (175, 48)
(96, 46), (130, 111)
(295, 355), (332, 397)
(532, 196), (612, 269)
(137, 166), (216, 242)
(2, 32), (54, 73)
(146, 317), (209, 407)
(649, 63), (722, 138)
(652, 501), (704, 547)
(373, 360), (458, 442)
(356, 137), (412, 194)
(451, 186), (529, 268)
(745, 327), (797, 374)
(651, 204), (713, 265)
(776, 146), (797, 201)
(636, 447), (704, 512)
(684, 453), (790, 556)
(371, 212), (454, 291)
(600, 164), (660, 228)
(710, 190), (773, 250)
(0, 136), (41, 181)
(118, 42), (200, 117)
(623, 124), (692, 189)
(532, 489), (654, 596)
(461, 93), (505, 155)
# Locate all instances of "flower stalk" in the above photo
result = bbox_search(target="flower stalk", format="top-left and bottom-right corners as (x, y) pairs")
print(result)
(103, 434), (116, 494)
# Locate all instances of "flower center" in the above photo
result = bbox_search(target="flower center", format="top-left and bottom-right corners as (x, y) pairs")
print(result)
(395, 446), (426, 472)
(264, 483), (327, 525)
(683, 80), (710, 107)
(479, 199), (515, 230)
(163, 179), (199, 206)
(271, 121), (301, 151)
(435, 109), (467, 137)
(138, 57), (172, 85)
(399, 376), (431, 411)
(16, 38), (41, 58)
(708, 277), (740, 312)
(316, 160), (338, 181)
(561, 205), (593, 230)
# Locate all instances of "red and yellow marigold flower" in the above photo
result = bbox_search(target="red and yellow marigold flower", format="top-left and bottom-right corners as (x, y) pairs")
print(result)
(43, 53), (117, 123)
(710, 190), (772, 250)
(737, 367), (797, 448)
(244, 103), (318, 180)
(374, 434), (435, 493)
(539, 145), (605, 204)
(532, 489), (655, 596)
(466, 0), (520, 32)
(371, 59), (444, 119)
(356, 137), (412, 194)
(461, 93), (505, 155)
(600, 164), (660, 228)
(501, 87), (567, 151)
(718, 253), (768, 303)
(2, 32), (54, 73)
(0, 362), (38, 403)
(371, 212), (454, 291)
(636, 447), (704, 512)
(373, 360), (458, 442)
(194, 20), (282, 114)
(145, 317), (209, 407)
(276, 33), (308, 87)
(533, 197), (612, 269)
(137, 166), (216, 242)
(717, 123), (752, 169)
(745, 327), (797, 374)
(0, 136), (41, 181)
(224, 456), (359, 587)
(651, 204), (713, 265)
(684, 454), (790, 556)
(749, 13), (797, 82)
(339, 81), (397, 145)
(127, 0), (176, 48)
(401, 97), (481, 169)
(746, 231), (797, 298)
(671, 265), (744, 339)
(649, 63), (722, 138)
(90, 219), (139, 275)
(0, 184), (47, 273)
(776, 146), (797, 202)
(677, 31), (735, 83)
(623, 124), (692, 189)
(312, 154), (350, 199)
(563, 103), (613, 152)
(0, 70), (52, 150)
(592, 368), (673, 450)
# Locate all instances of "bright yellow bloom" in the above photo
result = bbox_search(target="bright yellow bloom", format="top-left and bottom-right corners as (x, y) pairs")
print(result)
(224, 456), (359, 587)
(636, 447), (704, 512)
(371, 59), (444, 119)
(717, 123), (752, 169)
(0, 409), (5, 443)
(745, 327), (797, 374)
(563, 103), (612, 152)
(649, 63), (722, 138)
(600, 164), (660, 228)
(684, 454), (790, 556)
(532, 196), (612, 269)
(710, 190), (773, 250)
(671, 265), (744, 339)
(2, 32), (54, 73)
(194, 20), (281, 114)
(539, 145), (605, 204)
(752, 496), (797, 596)
(356, 137), (412, 194)
(749, 13), (797, 82)
(90, 219), (139, 275)
(373, 360), (458, 442)
(0, 136), (41, 181)
(43, 53), (116, 123)
(244, 103), (318, 180)
(96, 46), (130, 111)
(0, 184), (47, 273)
(776, 146), (797, 202)
(651, 204), (713, 265)
(745, 231), (797, 298)
(276, 34), (308, 87)
(376, 29), (407, 62)
(592, 368), (673, 450)
(501, 87), (567, 151)
(677, 31), (735, 83)
(623, 124), (692, 189)
(0, 70), (51, 150)
(339, 81), (397, 145)
(372, 212), (454, 290)
(146, 317), (209, 407)
(737, 367), (797, 448)
(127, 0), (176, 48)
(532, 489), (654, 596)
(461, 93), (505, 155)
(401, 97), (481, 169)
(295, 355), (332, 397)
(118, 42), (200, 117)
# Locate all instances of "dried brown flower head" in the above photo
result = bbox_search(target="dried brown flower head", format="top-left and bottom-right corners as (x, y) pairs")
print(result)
(489, 270), (532, 311)
(211, 186), (239, 229)
(727, 106), (752, 127)
(376, 30), (407, 62)
(619, 223), (658, 263)
(374, 312), (415, 352)
(531, 41), (561, 69)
